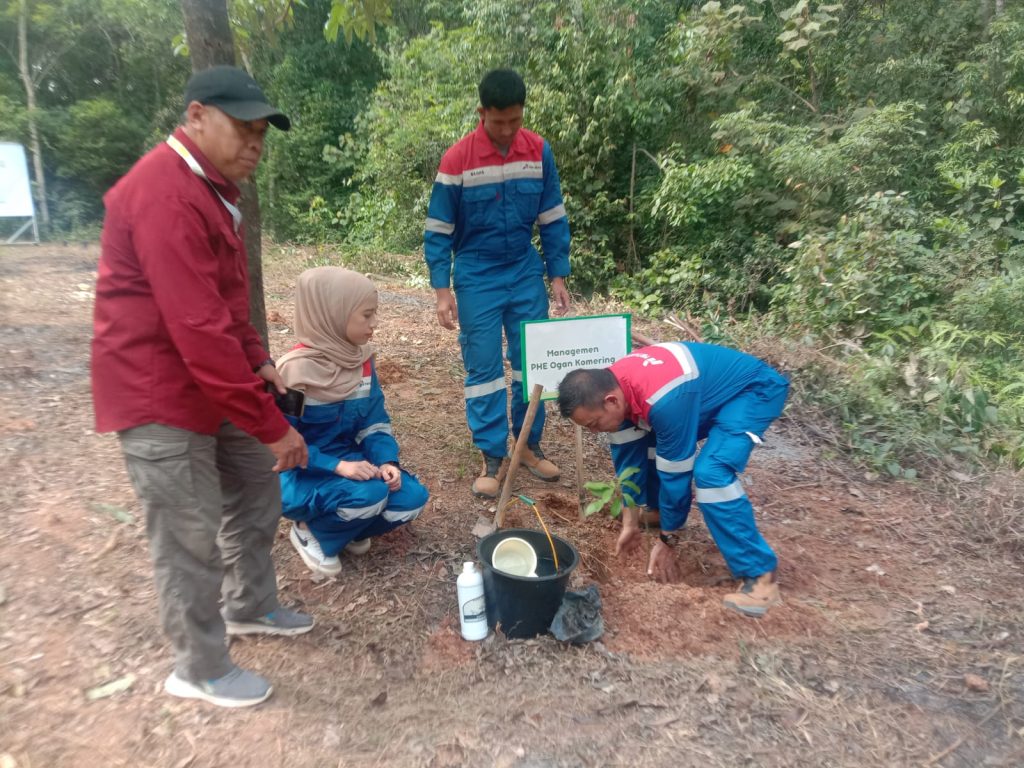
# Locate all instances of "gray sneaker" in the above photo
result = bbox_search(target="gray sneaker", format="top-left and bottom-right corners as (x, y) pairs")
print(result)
(224, 606), (315, 637)
(164, 666), (272, 708)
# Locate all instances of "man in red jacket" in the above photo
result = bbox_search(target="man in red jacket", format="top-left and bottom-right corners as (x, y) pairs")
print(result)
(92, 66), (309, 708)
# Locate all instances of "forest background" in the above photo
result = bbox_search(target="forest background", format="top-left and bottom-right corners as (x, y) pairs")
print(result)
(1, 0), (1021, 529)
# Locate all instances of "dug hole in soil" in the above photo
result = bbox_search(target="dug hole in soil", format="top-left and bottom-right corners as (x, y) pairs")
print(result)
(1, 244), (1021, 768)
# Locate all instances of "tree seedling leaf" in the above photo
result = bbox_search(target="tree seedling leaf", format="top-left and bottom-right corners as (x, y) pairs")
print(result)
(610, 498), (623, 518)
(621, 480), (642, 495)
(618, 466), (642, 482)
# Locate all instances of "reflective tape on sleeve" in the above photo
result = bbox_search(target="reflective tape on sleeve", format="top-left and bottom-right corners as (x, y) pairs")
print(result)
(607, 427), (648, 445)
(425, 217), (455, 235)
(655, 453), (696, 474)
(537, 204), (567, 225)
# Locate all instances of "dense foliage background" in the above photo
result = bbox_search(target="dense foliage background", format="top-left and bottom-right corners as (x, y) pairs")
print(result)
(2, 0), (1022, 475)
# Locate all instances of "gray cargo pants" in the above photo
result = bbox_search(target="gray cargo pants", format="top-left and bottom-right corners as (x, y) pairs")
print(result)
(119, 421), (281, 682)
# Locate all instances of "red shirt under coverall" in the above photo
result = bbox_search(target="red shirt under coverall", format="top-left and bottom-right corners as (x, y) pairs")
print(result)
(91, 128), (288, 444)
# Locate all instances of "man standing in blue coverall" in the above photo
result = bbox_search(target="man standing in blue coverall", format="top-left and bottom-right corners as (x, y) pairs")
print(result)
(557, 342), (789, 617)
(425, 68), (572, 498)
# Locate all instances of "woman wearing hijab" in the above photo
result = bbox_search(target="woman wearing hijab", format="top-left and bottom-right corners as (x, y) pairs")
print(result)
(276, 267), (428, 576)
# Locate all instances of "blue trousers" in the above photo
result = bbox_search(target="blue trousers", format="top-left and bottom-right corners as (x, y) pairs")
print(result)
(282, 468), (428, 557)
(454, 254), (548, 457)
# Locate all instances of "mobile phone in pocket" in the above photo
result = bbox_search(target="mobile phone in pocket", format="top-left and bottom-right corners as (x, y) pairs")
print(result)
(267, 384), (305, 418)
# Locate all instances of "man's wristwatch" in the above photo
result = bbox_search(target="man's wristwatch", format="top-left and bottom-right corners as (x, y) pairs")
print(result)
(253, 357), (275, 372)
(659, 532), (681, 548)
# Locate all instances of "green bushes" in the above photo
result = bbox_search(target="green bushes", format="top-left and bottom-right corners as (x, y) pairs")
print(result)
(770, 188), (1024, 471)
(774, 192), (937, 334)
(255, 0), (385, 242)
(326, 0), (1024, 474)
(50, 98), (148, 225)
(328, 24), (491, 249)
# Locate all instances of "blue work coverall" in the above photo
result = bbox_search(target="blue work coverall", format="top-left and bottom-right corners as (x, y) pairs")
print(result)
(608, 343), (789, 578)
(424, 122), (571, 457)
(280, 359), (428, 556)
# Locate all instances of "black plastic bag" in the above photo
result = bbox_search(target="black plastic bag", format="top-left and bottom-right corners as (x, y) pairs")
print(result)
(549, 584), (604, 644)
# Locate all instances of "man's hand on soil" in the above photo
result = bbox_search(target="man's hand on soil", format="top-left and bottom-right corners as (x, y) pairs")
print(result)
(615, 525), (643, 557)
(614, 506), (643, 557)
(647, 539), (681, 583)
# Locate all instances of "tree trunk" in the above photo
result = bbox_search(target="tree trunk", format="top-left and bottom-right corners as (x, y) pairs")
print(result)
(241, 190), (267, 347)
(180, 0), (234, 70)
(18, 0), (51, 230)
(180, 0), (269, 348)
(995, 0), (1004, 17)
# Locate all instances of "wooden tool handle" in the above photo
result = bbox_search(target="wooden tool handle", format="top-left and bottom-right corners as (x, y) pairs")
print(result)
(494, 383), (544, 528)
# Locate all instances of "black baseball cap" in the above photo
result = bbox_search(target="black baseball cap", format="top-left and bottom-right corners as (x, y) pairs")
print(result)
(184, 65), (291, 131)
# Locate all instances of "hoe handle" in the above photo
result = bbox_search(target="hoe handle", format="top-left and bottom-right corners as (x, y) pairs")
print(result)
(494, 383), (544, 528)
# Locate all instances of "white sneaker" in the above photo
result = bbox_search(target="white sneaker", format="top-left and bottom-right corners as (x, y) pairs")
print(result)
(344, 538), (372, 556)
(289, 524), (341, 576)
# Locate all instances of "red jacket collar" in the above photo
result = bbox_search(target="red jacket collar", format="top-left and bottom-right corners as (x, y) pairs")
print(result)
(473, 121), (528, 161)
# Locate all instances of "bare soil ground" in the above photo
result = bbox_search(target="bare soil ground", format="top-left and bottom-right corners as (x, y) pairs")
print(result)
(1, 243), (1022, 768)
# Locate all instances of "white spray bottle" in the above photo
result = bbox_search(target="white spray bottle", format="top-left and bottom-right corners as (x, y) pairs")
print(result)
(456, 562), (488, 641)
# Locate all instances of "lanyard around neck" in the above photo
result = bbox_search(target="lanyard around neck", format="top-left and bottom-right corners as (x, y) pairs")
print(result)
(165, 135), (242, 235)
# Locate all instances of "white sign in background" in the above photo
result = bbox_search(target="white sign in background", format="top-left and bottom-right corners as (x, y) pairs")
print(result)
(0, 142), (36, 218)
(521, 314), (632, 401)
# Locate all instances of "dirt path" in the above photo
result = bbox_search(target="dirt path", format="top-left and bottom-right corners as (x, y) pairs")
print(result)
(1, 244), (1021, 767)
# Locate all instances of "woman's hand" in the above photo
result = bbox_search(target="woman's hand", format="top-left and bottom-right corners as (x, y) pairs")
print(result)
(379, 463), (402, 492)
(335, 460), (378, 480)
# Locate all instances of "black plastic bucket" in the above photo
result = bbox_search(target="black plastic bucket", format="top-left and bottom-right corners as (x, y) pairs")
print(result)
(476, 528), (579, 638)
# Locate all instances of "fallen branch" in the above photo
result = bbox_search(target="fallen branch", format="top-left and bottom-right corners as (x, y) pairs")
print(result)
(664, 312), (703, 342)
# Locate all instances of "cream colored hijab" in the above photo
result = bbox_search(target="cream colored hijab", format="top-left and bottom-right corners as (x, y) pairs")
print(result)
(276, 267), (377, 402)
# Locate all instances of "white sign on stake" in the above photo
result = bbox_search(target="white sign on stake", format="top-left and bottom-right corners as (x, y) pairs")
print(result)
(0, 142), (35, 218)
(521, 314), (632, 401)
